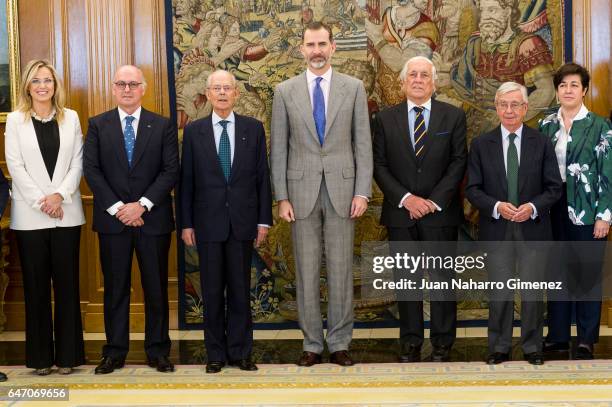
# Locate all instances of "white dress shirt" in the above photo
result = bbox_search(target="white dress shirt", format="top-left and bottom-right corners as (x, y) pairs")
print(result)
(492, 124), (537, 219)
(212, 111), (236, 164)
(107, 106), (154, 215)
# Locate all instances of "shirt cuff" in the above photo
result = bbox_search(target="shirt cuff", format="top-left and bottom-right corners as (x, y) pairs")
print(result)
(492, 201), (501, 219)
(257, 224), (271, 228)
(528, 202), (538, 219)
(107, 201), (125, 216)
(355, 195), (369, 202)
(428, 199), (442, 212)
(139, 197), (154, 212)
(398, 192), (412, 208)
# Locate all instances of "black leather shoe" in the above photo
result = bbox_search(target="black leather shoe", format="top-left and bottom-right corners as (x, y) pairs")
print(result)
(525, 352), (544, 365)
(430, 345), (451, 362)
(399, 344), (421, 363)
(329, 350), (354, 366)
(486, 352), (510, 365)
(147, 356), (175, 373)
(297, 351), (322, 367)
(95, 356), (125, 374)
(205, 361), (225, 374)
(575, 345), (594, 360)
(229, 358), (258, 371)
(0, 371), (6, 382)
(543, 341), (569, 353)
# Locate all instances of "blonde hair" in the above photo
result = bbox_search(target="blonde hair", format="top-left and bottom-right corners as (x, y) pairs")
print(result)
(16, 59), (66, 123)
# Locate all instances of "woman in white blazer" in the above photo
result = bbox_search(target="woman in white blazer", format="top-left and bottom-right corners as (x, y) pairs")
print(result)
(5, 60), (85, 375)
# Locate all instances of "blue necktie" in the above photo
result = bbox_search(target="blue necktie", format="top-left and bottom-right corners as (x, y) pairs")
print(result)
(313, 77), (326, 146)
(413, 106), (426, 157)
(124, 115), (136, 166)
(218, 120), (231, 181)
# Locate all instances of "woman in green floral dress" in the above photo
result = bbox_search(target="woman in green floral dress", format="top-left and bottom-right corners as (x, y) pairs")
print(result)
(539, 63), (612, 360)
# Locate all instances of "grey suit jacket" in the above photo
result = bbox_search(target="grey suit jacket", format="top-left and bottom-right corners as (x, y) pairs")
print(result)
(270, 70), (373, 219)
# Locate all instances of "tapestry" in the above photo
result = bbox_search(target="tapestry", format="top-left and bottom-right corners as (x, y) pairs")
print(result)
(169, 0), (568, 328)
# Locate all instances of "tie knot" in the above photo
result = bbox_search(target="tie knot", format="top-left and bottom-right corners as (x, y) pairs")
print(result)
(413, 106), (423, 114)
(315, 77), (323, 85)
(219, 120), (229, 129)
(508, 132), (517, 142)
(125, 115), (135, 125)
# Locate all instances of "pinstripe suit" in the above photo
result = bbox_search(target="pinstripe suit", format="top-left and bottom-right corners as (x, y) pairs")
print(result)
(271, 70), (373, 354)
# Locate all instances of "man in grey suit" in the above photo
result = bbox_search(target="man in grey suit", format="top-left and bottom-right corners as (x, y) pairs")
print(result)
(271, 21), (373, 367)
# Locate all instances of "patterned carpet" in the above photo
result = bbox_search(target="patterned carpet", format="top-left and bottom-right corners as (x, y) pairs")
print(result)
(1, 361), (612, 406)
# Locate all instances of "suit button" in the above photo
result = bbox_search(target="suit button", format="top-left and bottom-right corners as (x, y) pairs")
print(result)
(321, 153), (327, 157)
(227, 186), (231, 191)
(417, 168), (422, 173)
(225, 202), (229, 207)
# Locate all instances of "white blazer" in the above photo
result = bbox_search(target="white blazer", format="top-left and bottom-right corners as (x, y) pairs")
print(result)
(4, 108), (85, 230)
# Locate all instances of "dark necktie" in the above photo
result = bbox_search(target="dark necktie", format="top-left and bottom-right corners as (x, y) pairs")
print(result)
(124, 115), (136, 167)
(218, 120), (231, 181)
(313, 77), (326, 146)
(506, 133), (519, 206)
(413, 106), (426, 157)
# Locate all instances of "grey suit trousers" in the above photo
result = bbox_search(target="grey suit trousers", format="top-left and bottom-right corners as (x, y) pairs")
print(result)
(292, 177), (354, 354)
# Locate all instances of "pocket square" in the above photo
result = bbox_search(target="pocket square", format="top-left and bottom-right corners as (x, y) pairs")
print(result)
(436, 131), (450, 136)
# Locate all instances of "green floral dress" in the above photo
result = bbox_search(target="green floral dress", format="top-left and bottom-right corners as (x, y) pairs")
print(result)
(539, 110), (612, 225)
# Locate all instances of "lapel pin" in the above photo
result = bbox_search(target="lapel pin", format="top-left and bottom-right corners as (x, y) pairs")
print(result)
(147, 124), (151, 128)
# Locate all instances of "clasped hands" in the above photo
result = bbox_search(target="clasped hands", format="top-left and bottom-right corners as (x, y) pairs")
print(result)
(39, 193), (64, 219)
(116, 202), (145, 227)
(278, 196), (368, 222)
(403, 195), (437, 219)
(497, 202), (533, 222)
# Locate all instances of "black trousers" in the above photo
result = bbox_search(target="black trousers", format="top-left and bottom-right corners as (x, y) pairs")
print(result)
(15, 226), (85, 369)
(387, 224), (458, 348)
(196, 228), (253, 362)
(547, 185), (605, 345)
(98, 228), (171, 359)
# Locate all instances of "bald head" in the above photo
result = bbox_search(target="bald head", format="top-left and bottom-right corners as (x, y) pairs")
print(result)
(112, 65), (146, 114)
(205, 69), (239, 118)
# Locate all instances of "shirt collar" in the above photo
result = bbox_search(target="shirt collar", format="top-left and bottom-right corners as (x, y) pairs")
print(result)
(306, 66), (333, 85)
(407, 98), (432, 112)
(118, 106), (141, 123)
(501, 124), (523, 140)
(212, 110), (235, 126)
(557, 104), (589, 127)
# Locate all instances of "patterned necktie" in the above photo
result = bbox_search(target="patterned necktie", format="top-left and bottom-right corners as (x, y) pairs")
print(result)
(218, 120), (231, 181)
(313, 77), (326, 146)
(413, 106), (426, 157)
(506, 133), (519, 206)
(124, 115), (136, 166)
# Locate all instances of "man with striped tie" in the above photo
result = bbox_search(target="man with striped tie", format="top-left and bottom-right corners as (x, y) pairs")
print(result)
(373, 56), (467, 363)
(180, 70), (272, 373)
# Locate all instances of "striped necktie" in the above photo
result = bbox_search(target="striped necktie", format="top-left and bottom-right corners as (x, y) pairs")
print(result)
(413, 106), (426, 157)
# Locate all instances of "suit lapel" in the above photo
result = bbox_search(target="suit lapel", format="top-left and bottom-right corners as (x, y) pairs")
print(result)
(393, 102), (417, 163)
(53, 116), (71, 184)
(324, 72), (346, 139)
(230, 114), (247, 182)
(200, 115), (227, 181)
(22, 115), (52, 183)
(291, 72), (320, 145)
(106, 109), (130, 172)
(518, 127), (535, 194)
(417, 99), (444, 163)
(130, 108), (154, 171)
(488, 127), (507, 198)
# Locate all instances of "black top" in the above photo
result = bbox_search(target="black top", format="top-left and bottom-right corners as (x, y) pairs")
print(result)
(32, 117), (60, 180)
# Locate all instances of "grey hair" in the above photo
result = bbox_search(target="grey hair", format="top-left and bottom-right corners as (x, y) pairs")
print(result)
(206, 69), (237, 88)
(495, 81), (528, 104)
(399, 56), (438, 82)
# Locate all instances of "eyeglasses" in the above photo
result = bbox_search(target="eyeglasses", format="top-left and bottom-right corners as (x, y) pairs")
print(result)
(31, 78), (54, 86)
(114, 81), (142, 90)
(496, 102), (526, 111)
(208, 85), (234, 93)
